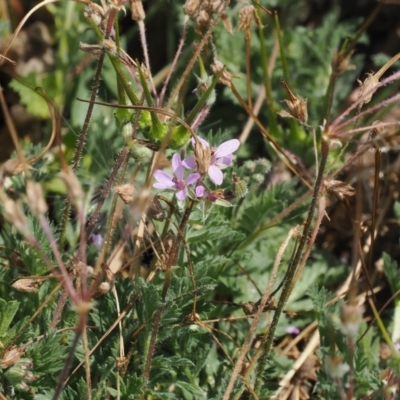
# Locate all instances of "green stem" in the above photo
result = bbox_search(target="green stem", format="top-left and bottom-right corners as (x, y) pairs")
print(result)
(253, 139), (329, 393)
(254, 2), (279, 137)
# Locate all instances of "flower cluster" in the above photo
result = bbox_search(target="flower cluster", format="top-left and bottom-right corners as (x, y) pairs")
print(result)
(153, 137), (240, 201)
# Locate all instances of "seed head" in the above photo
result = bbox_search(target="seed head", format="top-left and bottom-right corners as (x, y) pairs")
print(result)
(193, 137), (211, 175)
(114, 183), (135, 204)
(279, 79), (308, 124)
(1, 346), (24, 369)
(237, 5), (262, 31)
(131, 0), (145, 21)
(358, 73), (380, 107)
(183, 0), (201, 16)
(211, 59), (234, 88)
(11, 277), (42, 293)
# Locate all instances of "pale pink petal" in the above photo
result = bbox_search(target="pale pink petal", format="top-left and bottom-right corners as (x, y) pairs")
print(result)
(196, 186), (205, 197)
(208, 165), (223, 185)
(172, 153), (184, 179)
(215, 154), (233, 169)
(176, 188), (187, 201)
(186, 173), (200, 185)
(182, 156), (197, 169)
(214, 139), (240, 158)
(153, 170), (174, 187)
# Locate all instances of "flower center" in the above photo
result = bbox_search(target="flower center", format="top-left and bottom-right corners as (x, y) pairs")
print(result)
(173, 177), (185, 190)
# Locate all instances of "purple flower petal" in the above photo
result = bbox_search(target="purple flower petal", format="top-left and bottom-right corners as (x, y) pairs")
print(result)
(215, 154), (233, 169)
(172, 153), (184, 179)
(153, 170), (174, 188)
(286, 326), (300, 335)
(176, 188), (187, 201)
(214, 139), (240, 158)
(182, 156), (197, 169)
(91, 234), (104, 249)
(196, 186), (205, 197)
(208, 165), (223, 185)
(186, 173), (200, 186)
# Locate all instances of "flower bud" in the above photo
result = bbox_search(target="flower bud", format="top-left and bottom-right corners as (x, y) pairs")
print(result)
(251, 173), (264, 184)
(231, 173), (248, 198)
(243, 160), (256, 173)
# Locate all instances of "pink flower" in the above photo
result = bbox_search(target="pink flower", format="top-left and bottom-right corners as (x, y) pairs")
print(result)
(153, 154), (200, 200)
(183, 138), (240, 185)
(286, 326), (300, 335)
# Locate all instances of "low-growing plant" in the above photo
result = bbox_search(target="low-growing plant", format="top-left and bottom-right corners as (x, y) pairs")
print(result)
(1, 0), (400, 399)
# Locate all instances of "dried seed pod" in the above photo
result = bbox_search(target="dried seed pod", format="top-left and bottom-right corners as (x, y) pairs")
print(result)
(131, 0), (145, 21)
(114, 183), (135, 204)
(11, 277), (42, 293)
(1, 346), (24, 369)
(193, 138), (211, 175)
(237, 5), (262, 31)
(278, 79), (308, 124)
(324, 180), (355, 201)
(147, 196), (165, 221)
(211, 59), (234, 88)
(26, 181), (47, 216)
(93, 281), (111, 297)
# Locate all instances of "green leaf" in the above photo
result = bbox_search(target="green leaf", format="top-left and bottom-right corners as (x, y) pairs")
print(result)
(382, 252), (400, 294)
(0, 298), (19, 338)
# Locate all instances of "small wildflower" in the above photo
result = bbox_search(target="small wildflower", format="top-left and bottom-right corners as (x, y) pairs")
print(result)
(91, 234), (104, 249)
(286, 325), (300, 335)
(183, 137), (240, 185)
(153, 154), (200, 200)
